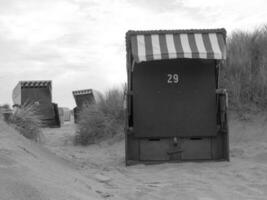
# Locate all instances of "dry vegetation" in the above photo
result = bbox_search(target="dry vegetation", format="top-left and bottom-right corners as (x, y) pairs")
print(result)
(0, 104), (12, 122)
(9, 103), (43, 142)
(75, 87), (125, 145)
(220, 25), (267, 112)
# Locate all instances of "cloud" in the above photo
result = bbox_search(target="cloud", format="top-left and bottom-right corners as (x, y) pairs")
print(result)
(0, 0), (267, 107)
(127, 0), (183, 12)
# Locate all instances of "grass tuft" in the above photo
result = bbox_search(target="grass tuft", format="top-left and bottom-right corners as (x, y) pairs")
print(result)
(9, 103), (43, 142)
(75, 87), (125, 145)
(221, 25), (267, 111)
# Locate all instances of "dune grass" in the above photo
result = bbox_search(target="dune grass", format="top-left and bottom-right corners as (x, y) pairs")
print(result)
(75, 87), (125, 145)
(9, 103), (43, 142)
(221, 25), (267, 111)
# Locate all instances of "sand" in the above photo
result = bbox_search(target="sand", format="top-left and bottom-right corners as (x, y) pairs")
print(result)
(1, 113), (267, 200)
(0, 121), (102, 200)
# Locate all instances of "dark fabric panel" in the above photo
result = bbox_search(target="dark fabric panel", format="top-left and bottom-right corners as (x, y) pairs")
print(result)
(74, 93), (95, 108)
(21, 87), (54, 120)
(132, 59), (217, 138)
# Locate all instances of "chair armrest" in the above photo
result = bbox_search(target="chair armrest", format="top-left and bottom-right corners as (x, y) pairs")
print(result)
(216, 89), (228, 128)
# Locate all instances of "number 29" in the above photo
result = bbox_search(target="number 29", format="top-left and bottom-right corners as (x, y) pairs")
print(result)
(167, 74), (179, 84)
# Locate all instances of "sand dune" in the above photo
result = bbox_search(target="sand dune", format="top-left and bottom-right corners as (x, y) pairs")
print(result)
(1, 113), (267, 200)
(0, 121), (106, 200)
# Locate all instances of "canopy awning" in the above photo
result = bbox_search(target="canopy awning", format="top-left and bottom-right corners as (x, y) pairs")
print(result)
(72, 89), (93, 96)
(127, 29), (226, 64)
(20, 81), (51, 88)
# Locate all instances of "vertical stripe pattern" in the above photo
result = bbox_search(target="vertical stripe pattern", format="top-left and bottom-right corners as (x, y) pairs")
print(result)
(21, 81), (51, 88)
(165, 34), (177, 59)
(187, 34), (199, 59)
(202, 33), (214, 59)
(130, 31), (226, 63)
(136, 35), (146, 62)
(216, 33), (226, 59)
(180, 34), (192, 58)
(144, 35), (153, 61)
(209, 33), (222, 59)
(151, 35), (161, 60)
(194, 33), (207, 59)
(158, 34), (169, 60)
(173, 34), (184, 58)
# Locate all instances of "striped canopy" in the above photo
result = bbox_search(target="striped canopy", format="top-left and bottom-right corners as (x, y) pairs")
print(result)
(20, 81), (51, 88)
(72, 89), (92, 96)
(127, 29), (226, 64)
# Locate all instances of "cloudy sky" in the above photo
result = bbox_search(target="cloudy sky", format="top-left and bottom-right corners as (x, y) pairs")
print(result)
(0, 0), (267, 108)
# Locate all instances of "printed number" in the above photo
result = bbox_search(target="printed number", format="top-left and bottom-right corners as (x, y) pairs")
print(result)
(167, 74), (179, 84)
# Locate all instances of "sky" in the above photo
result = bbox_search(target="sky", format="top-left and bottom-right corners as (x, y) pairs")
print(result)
(0, 0), (267, 108)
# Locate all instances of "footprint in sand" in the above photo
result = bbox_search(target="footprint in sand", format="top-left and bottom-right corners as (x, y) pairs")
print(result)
(95, 174), (112, 183)
(146, 181), (161, 187)
(145, 181), (170, 188)
(96, 190), (114, 199)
